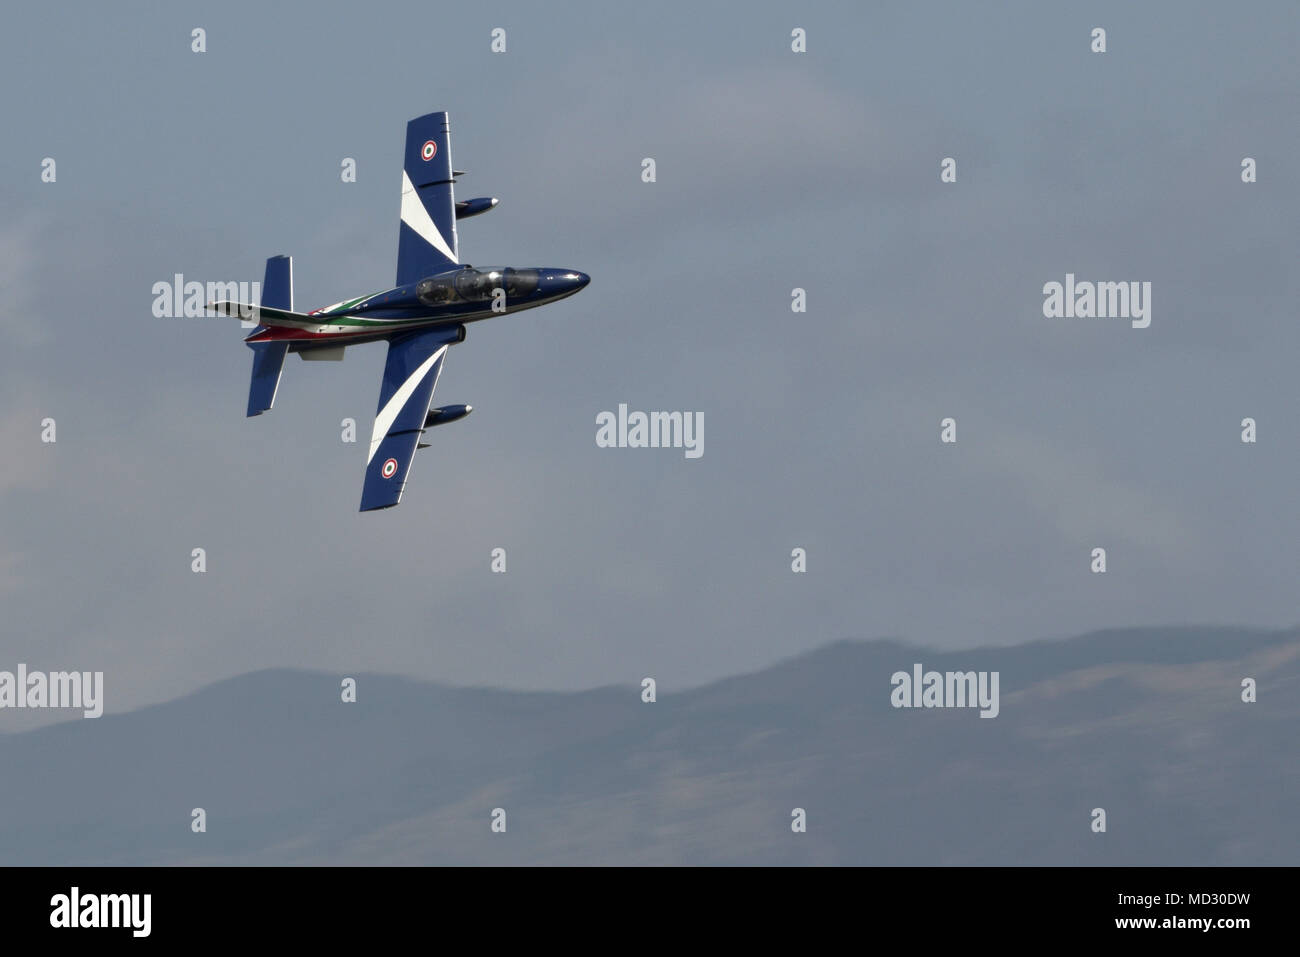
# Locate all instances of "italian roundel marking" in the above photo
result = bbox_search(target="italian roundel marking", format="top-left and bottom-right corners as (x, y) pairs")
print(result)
(421, 140), (437, 161)
(381, 458), (399, 479)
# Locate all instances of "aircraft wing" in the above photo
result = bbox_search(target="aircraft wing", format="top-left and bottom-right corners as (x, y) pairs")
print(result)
(359, 328), (450, 511)
(396, 111), (459, 286)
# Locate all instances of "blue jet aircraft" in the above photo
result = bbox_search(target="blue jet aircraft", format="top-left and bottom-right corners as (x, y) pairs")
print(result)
(208, 111), (590, 511)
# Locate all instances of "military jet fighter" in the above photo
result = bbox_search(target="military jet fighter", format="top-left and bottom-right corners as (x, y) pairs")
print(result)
(208, 111), (590, 511)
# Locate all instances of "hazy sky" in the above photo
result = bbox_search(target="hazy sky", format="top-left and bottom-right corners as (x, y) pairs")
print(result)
(1, 1), (1297, 717)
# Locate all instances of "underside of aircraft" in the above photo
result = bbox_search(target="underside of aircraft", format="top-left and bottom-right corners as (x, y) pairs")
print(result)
(206, 111), (589, 511)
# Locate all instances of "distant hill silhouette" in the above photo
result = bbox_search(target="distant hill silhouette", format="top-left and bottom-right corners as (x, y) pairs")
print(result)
(1, 626), (1295, 865)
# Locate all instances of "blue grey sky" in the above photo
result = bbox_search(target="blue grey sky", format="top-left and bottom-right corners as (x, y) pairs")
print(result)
(1, 1), (1297, 717)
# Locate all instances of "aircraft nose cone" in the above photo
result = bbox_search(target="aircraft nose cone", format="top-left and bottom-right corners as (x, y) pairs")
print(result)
(538, 269), (590, 299)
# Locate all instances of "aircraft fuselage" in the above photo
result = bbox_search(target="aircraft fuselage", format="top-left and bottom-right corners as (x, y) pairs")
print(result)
(244, 264), (589, 347)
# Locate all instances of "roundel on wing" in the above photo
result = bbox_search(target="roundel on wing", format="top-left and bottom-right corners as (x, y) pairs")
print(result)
(381, 458), (399, 479)
(421, 140), (437, 161)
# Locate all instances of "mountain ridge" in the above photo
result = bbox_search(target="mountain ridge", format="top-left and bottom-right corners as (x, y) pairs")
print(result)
(0, 625), (1294, 865)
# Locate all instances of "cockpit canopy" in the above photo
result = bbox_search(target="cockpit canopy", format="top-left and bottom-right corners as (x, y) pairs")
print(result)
(417, 266), (539, 304)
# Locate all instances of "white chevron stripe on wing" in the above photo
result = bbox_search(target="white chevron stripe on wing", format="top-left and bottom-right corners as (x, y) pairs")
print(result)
(367, 344), (448, 463)
(400, 170), (458, 265)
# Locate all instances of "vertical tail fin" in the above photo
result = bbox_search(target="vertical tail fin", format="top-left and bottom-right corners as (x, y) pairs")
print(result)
(245, 255), (293, 417)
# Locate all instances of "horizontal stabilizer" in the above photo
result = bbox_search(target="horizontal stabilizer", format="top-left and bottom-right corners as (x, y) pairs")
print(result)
(243, 255), (295, 416)
(262, 255), (293, 311)
(246, 341), (289, 416)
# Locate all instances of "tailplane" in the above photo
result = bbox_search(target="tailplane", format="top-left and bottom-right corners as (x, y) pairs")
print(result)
(245, 255), (293, 416)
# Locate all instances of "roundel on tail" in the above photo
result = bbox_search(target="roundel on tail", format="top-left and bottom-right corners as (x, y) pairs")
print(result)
(421, 140), (437, 161)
